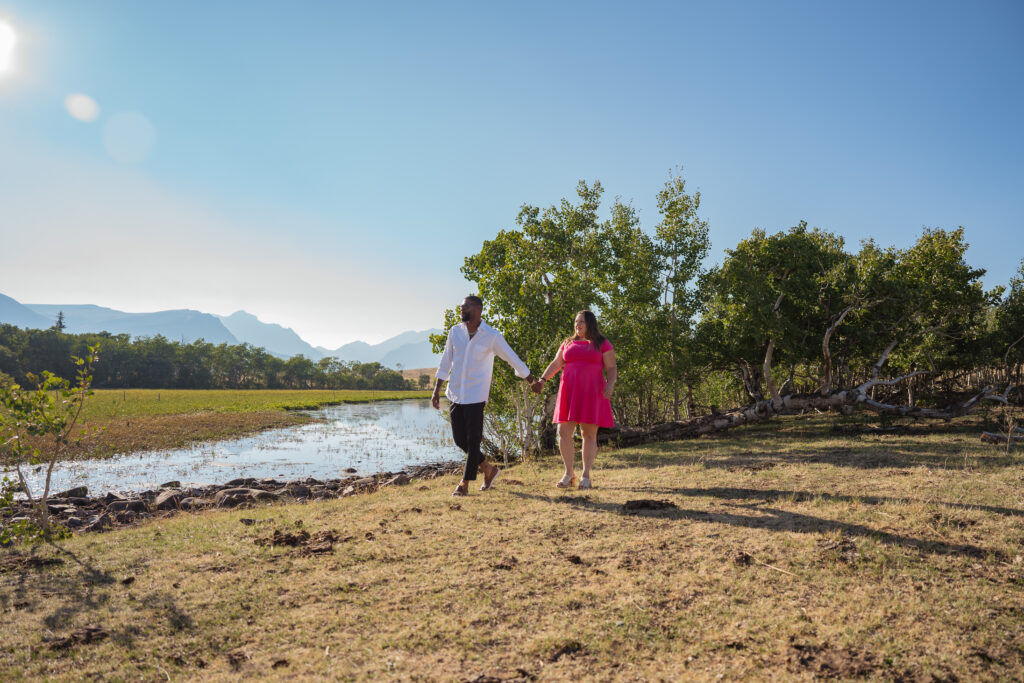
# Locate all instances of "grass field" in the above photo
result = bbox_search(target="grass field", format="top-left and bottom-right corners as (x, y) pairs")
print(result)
(81, 389), (434, 421)
(2, 413), (1022, 680)
(12, 389), (433, 460)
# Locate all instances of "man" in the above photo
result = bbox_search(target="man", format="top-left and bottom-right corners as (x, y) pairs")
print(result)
(432, 295), (538, 497)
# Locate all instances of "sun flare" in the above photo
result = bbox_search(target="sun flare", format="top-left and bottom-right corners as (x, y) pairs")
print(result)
(0, 20), (17, 75)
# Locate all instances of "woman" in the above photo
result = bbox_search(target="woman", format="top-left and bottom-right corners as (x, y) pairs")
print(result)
(537, 310), (616, 489)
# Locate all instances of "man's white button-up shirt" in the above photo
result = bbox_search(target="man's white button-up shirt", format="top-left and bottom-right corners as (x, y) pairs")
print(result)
(435, 321), (531, 405)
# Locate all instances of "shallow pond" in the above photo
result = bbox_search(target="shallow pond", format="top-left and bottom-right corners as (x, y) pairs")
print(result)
(6, 400), (464, 497)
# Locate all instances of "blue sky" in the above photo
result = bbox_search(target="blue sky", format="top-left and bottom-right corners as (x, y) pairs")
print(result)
(1, 1), (1021, 346)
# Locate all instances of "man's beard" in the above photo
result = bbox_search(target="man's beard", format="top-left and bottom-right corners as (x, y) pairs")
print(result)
(461, 311), (472, 322)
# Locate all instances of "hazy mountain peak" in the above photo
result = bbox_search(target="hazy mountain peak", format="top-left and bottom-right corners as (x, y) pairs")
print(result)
(1, 293), (441, 369)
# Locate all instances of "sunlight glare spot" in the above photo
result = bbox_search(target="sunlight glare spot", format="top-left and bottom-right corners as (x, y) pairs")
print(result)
(0, 20), (17, 76)
(65, 93), (100, 122)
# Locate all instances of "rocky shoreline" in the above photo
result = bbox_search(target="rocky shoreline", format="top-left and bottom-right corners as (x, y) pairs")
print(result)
(1, 461), (464, 536)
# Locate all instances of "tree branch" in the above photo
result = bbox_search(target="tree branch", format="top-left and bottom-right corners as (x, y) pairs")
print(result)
(1005, 333), (1024, 369)
(820, 304), (855, 395)
(763, 337), (780, 402)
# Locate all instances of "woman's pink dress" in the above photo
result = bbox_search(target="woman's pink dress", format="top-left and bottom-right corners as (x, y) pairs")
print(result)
(553, 339), (615, 427)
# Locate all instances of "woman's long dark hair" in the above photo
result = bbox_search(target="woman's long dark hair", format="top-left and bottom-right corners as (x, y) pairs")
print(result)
(566, 310), (607, 350)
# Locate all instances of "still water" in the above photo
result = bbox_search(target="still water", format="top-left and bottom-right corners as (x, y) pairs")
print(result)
(7, 400), (463, 497)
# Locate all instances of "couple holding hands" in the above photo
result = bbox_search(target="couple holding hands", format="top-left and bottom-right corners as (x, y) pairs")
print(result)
(431, 296), (617, 497)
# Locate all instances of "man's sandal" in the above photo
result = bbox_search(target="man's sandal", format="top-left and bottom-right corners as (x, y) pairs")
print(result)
(452, 482), (468, 497)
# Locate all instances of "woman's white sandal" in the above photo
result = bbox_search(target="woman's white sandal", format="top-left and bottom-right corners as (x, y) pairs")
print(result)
(555, 474), (576, 489)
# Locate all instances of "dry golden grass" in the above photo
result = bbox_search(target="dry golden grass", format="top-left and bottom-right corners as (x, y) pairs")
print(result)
(2, 414), (1023, 680)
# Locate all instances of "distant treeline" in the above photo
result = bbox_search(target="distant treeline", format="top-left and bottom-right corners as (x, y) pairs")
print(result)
(0, 326), (413, 390)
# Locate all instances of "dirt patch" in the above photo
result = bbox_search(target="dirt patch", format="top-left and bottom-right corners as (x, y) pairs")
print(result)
(256, 529), (310, 547)
(226, 650), (249, 671)
(0, 554), (64, 573)
(931, 512), (978, 531)
(254, 528), (351, 556)
(45, 627), (108, 650)
(817, 533), (860, 565)
(492, 556), (518, 570)
(299, 530), (350, 556)
(623, 499), (678, 511)
(732, 550), (753, 566)
(549, 639), (584, 662)
(787, 641), (876, 678)
(465, 671), (535, 683)
(728, 462), (777, 472)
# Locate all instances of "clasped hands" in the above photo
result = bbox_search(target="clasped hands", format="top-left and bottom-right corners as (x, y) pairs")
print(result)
(526, 374), (544, 395)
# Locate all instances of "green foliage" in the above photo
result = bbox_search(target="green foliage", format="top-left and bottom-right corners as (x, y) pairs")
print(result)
(0, 346), (97, 540)
(700, 221), (850, 398)
(444, 173), (712, 446)
(699, 224), (994, 398)
(449, 171), (1015, 444)
(995, 259), (1024, 367)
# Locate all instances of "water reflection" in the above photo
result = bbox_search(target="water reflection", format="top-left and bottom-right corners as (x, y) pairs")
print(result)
(6, 400), (462, 496)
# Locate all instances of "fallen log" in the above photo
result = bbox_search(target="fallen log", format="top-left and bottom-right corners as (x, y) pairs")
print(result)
(980, 428), (1024, 446)
(600, 383), (1009, 448)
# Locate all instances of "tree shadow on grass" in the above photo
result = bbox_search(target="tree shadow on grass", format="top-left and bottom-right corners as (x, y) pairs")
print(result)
(597, 412), (1018, 472)
(600, 436), (1017, 472)
(0, 541), (193, 649)
(509, 490), (995, 559)
(610, 485), (1024, 519)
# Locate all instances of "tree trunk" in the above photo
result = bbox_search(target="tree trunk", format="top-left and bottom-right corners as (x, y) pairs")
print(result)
(763, 337), (780, 402)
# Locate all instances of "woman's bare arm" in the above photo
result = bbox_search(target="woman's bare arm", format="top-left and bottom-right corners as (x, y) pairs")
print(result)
(539, 345), (565, 387)
(602, 348), (617, 399)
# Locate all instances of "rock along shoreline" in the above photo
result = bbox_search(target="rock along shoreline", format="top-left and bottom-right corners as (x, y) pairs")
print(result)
(1, 461), (464, 536)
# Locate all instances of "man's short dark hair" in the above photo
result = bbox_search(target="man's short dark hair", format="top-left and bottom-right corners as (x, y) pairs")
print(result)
(464, 295), (483, 308)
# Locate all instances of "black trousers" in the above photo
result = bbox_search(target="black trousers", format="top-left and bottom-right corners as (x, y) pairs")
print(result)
(450, 401), (486, 480)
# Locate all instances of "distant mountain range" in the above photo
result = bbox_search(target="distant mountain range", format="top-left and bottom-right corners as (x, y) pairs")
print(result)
(0, 292), (441, 370)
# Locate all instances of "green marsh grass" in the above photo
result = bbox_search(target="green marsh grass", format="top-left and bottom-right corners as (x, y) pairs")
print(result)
(10, 389), (433, 460)
(82, 389), (433, 421)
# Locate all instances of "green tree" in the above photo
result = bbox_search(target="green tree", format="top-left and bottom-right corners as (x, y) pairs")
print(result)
(652, 172), (710, 418)
(455, 181), (609, 452)
(700, 222), (850, 400)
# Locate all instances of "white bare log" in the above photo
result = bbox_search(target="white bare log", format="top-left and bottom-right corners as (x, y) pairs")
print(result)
(981, 432), (1024, 445)
(601, 384), (1012, 448)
